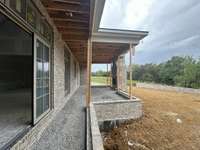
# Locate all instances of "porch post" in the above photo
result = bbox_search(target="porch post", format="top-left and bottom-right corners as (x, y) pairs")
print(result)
(86, 39), (92, 107)
(129, 44), (135, 99)
(107, 64), (109, 86)
(116, 57), (119, 91)
(110, 63), (112, 87)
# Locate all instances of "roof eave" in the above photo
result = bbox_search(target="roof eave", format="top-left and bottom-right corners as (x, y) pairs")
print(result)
(91, 0), (148, 45)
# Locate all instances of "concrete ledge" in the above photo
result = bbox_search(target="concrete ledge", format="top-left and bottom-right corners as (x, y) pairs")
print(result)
(86, 108), (92, 150)
(89, 103), (104, 150)
(94, 100), (142, 122)
(93, 99), (140, 105)
(88, 96), (143, 150)
(117, 90), (130, 99)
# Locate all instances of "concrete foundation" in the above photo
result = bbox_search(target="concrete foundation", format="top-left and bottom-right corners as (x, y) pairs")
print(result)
(89, 87), (143, 150)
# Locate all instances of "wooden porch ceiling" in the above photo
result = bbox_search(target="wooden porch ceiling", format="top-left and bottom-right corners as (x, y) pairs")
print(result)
(92, 42), (129, 64)
(41, 0), (131, 65)
(41, 0), (90, 64)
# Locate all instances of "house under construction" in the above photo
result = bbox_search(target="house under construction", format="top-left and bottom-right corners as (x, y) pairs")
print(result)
(0, 0), (148, 149)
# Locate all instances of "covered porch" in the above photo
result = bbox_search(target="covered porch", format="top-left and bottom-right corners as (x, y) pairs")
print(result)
(0, 0), (148, 149)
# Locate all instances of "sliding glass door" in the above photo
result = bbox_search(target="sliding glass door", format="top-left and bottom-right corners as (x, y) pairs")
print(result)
(34, 35), (50, 123)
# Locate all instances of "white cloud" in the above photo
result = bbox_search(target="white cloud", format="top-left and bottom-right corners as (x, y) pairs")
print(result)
(100, 0), (200, 64)
(122, 0), (155, 30)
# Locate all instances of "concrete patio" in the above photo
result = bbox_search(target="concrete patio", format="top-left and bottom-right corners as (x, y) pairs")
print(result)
(28, 86), (142, 150)
(31, 87), (86, 150)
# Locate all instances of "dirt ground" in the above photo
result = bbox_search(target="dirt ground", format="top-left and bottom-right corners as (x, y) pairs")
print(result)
(103, 87), (200, 150)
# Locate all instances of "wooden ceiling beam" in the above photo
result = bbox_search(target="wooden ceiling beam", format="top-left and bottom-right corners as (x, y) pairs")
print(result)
(49, 12), (89, 23)
(53, 18), (88, 23)
(67, 40), (87, 44)
(57, 26), (88, 31)
(58, 29), (89, 35)
(54, 20), (88, 28)
(68, 47), (87, 50)
(51, 0), (84, 5)
(65, 39), (88, 42)
(63, 35), (88, 41)
(58, 28), (88, 34)
(45, 2), (89, 14)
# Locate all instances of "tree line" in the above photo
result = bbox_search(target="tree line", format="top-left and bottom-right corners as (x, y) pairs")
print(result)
(132, 56), (200, 89)
(92, 56), (200, 89)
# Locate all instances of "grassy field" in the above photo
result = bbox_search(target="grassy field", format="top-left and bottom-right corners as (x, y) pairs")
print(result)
(104, 87), (200, 150)
(91, 76), (137, 86)
(91, 76), (110, 85)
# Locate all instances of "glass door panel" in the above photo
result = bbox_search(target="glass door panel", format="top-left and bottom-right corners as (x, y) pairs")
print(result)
(34, 37), (50, 122)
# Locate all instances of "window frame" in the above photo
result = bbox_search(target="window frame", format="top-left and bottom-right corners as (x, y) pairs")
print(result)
(33, 33), (51, 124)
(64, 47), (71, 95)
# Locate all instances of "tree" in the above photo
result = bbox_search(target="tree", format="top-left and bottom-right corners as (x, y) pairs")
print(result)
(158, 56), (185, 85)
(132, 56), (200, 89)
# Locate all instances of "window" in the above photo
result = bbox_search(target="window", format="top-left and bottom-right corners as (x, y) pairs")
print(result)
(74, 60), (77, 78)
(0, 12), (32, 148)
(27, 1), (36, 28)
(64, 47), (70, 94)
(9, 0), (26, 18)
(6, 0), (53, 43)
(36, 39), (50, 119)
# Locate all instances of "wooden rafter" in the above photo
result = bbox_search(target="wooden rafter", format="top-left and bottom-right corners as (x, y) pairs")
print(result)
(49, 11), (89, 23)
(44, 2), (89, 14)
(50, 0), (82, 5)
(54, 20), (88, 28)
(41, 0), (89, 65)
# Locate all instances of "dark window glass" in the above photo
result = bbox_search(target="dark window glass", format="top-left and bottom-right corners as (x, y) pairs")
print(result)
(64, 48), (70, 94)
(0, 12), (32, 148)
(74, 60), (77, 78)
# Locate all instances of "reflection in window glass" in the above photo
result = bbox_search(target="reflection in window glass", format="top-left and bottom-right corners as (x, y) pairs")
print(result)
(27, 2), (36, 27)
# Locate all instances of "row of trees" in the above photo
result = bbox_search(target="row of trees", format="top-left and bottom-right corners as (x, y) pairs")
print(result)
(132, 56), (200, 89)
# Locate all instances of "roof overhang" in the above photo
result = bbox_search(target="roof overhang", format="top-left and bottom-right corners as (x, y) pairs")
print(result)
(90, 0), (148, 63)
(41, 0), (148, 64)
(92, 28), (148, 45)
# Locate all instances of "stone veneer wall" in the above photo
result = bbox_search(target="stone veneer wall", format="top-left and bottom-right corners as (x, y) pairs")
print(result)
(136, 83), (200, 94)
(93, 100), (142, 122)
(10, 0), (81, 149)
(89, 99), (143, 150)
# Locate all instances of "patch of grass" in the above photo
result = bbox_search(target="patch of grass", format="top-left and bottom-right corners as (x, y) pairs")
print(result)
(92, 76), (138, 86)
(91, 76), (109, 85)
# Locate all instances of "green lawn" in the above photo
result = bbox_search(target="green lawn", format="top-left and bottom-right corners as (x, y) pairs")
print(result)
(92, 76), (137, 86)
(91, 76), (109, 85)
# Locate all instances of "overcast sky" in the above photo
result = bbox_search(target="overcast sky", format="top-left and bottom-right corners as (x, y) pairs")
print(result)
(92, 0), (200, 71)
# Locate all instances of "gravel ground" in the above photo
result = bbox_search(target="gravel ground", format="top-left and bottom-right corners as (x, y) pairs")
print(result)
(31, 87), (86, 150)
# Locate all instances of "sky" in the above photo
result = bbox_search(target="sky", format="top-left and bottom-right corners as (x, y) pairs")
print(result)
(92, 0), (200, 72)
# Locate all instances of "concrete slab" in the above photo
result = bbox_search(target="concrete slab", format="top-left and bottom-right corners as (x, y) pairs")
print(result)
(91, 87), (128, 102)
(31, 87), (86, 150)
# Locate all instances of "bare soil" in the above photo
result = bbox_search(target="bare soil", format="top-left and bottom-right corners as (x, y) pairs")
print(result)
(103, 87), (200, 150)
